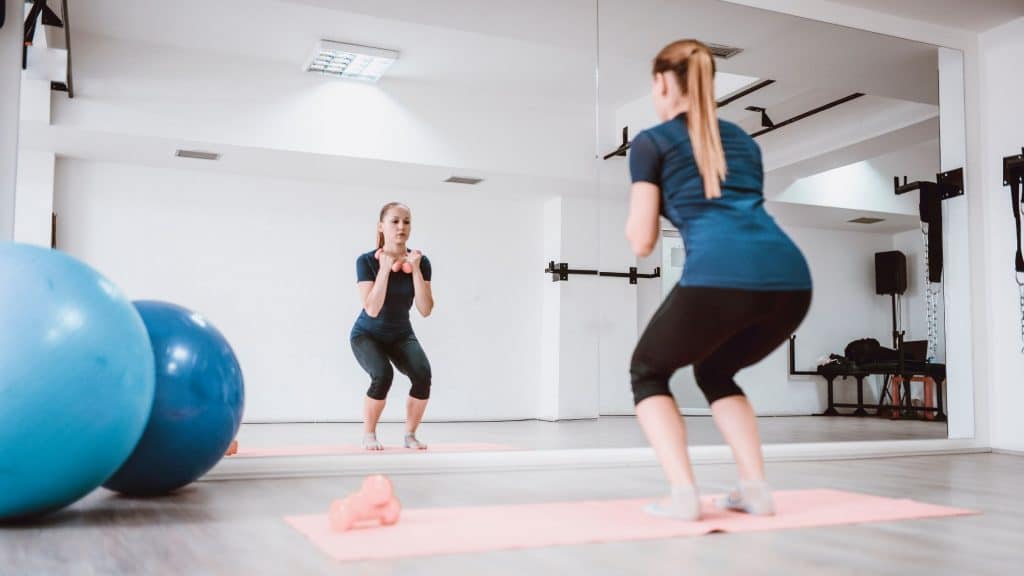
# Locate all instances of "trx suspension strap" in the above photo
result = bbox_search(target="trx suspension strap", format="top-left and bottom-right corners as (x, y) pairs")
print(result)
(919, 185), (942, 361)
(1004, 149), (1024, 352)
(895, 171), (963, 361)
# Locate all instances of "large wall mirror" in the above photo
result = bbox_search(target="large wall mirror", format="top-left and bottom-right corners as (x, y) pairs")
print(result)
(14, 0), (972, 465)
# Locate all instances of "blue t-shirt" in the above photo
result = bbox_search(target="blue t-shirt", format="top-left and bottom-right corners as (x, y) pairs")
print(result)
(630, 113), (812, 291)
(351, 250), (432, 341)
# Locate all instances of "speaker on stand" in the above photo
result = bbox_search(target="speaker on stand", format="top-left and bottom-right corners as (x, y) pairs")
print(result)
(875, 250), (907, 350)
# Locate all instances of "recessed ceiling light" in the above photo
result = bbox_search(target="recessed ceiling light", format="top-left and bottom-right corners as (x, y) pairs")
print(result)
(305, 40), (398, 82)
(848, 217), (885, 224)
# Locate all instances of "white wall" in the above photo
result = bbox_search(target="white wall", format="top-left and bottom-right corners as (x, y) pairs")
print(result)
(597, 197), (640, 414)
(539, 195), (603, 420)
(551, 195), (602, 420)
(54, 158), (548, 422)
(0, 0), (22, 240)
(978, 17), (1024, 451)
(937, 47), (974, 438)
(14, 150), (55, 247)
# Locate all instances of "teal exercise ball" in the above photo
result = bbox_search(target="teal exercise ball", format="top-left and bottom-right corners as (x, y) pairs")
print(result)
(104, 301), (244, 496)
(0, 243), (155, 520)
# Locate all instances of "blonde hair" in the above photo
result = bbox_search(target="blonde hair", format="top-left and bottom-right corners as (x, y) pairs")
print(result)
(376, 202), (409, 249)
(653, 40), (726, 199)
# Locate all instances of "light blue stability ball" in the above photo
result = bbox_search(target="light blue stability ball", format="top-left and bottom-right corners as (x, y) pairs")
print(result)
(0, 243), (155, 521)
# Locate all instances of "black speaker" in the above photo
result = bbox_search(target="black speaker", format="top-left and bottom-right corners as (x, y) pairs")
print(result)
(875, 251), (907, 295)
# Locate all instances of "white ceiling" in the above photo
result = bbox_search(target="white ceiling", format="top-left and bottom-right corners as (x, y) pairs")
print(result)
(68, 0), (941, 108)
(826, 0), (1024, 32)
(767, 201), (919, 234)
(598, 0), (939, 110)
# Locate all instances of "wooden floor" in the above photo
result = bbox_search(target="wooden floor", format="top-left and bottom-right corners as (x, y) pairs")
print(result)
(237, 415), (948, 452)
(2, 453), (1021, 575)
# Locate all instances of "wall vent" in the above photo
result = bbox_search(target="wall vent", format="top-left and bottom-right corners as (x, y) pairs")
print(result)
(175, 149), (220, 161)
(444, 176), (484, 185)
(707, 43), (743, 59)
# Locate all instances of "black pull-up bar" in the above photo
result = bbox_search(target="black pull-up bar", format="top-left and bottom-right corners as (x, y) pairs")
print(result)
(544, 261), (661, 285)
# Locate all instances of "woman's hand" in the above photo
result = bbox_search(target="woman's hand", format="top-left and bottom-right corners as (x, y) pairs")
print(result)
(407, 250), (423, 270)
(376, 249), (397, 274)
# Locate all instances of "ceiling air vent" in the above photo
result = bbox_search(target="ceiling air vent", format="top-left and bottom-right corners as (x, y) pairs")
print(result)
(444, 176), (484, 185)
(848, 217), (885, 224)
(707, 43), (743, 59)
(175, 149), (220, 161)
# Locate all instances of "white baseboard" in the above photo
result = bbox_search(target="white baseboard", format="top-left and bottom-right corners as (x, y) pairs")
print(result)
(203, 438), (991, 482)
(593, 410), (818, 417)
(992, 448), (1024, 457)
(243, 417), (540, 425)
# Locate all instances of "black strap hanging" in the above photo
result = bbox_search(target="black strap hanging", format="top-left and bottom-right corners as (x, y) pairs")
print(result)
(1009, 168), (1024, 281)
(919, 185), (943, 283)
(1004, 149), (1024, 352)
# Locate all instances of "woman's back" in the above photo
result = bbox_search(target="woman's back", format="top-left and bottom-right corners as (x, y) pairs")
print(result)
(630, 113), (812, 291)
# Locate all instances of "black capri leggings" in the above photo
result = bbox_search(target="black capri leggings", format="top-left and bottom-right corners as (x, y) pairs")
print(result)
(351, 333), (432, 400)
(631, 286), (811, 406)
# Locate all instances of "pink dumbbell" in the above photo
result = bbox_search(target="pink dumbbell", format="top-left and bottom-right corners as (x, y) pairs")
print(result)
(225, 439), (238, 456)
(328, 475), (402, 531)
(374, 249), (413, 274)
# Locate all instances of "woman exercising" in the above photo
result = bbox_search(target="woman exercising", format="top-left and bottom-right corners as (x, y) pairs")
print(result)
(625, 40), (813, 520)
(352, 202), (434, 451)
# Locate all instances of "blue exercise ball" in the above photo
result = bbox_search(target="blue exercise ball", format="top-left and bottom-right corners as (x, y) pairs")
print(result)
(0, 243), (155, 520)
(103, 301), (244, 496)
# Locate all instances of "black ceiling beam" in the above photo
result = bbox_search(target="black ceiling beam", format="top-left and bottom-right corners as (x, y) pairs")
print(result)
(750, 93), (865, 138)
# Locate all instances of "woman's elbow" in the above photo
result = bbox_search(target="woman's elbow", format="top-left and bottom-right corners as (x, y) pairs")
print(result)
(626, 231), (655, 257)
(631, 241), (655, 258)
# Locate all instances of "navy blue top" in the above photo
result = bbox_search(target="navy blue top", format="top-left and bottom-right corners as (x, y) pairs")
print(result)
(351, 250), (432, 341)
(630, 114), (812, 291)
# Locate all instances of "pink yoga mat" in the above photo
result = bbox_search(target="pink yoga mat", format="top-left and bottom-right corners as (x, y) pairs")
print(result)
(230, 443), (517, 458)
(285, 489), (976, 562)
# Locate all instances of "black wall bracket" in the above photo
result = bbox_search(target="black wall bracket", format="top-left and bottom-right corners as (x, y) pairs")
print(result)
(1003, 148), (1024, 185)
(23, 0), (73, 98)
(788, 335), (820, 376)
(545, 262), (598, 282)
(603, 127), (630, 160)
(894, 167), (964, 200)
(545, 261), (661, 285)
